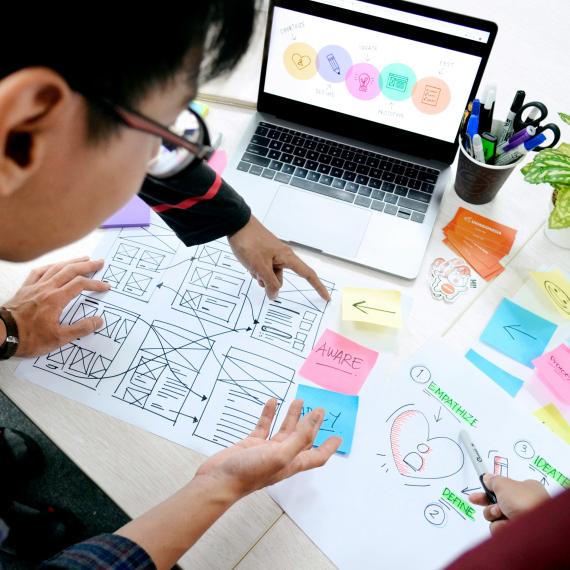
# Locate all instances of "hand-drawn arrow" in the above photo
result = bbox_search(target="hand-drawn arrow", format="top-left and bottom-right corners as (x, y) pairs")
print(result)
(503, 324), (537, 341)
(434, 407), (443, 423)
(190, 389), (207, 402)
(352, 300), (396, 315)
(461, 486), (481, 495)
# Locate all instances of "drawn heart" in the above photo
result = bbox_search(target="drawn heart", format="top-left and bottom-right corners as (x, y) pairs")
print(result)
(292, 53), (311, 70)
(389, 409), (464, 480)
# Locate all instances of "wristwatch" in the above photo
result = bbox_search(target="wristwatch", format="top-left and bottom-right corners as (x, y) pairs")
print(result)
(0, 307), (19, 360)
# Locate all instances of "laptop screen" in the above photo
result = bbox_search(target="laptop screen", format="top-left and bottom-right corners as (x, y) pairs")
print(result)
(259, 0), (496, 161)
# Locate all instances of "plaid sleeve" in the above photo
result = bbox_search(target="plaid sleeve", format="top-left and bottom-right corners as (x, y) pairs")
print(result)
(40, 533), (155, 570)
(139, 160), (251, 246)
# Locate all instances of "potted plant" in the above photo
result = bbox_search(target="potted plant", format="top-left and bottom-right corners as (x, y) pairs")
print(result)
(521, 113), (570, 248)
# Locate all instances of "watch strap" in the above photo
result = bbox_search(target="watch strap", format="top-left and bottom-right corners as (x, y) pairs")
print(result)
(0, 307), (19, 360)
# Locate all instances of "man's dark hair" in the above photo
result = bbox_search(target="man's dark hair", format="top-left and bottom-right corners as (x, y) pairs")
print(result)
(1, 3), (257, 141)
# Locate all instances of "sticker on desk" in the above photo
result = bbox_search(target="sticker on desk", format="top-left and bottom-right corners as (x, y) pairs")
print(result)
(530, 269), (570, 319)
(298, 329), (378, 395)
(480, 298), (557, 367)
(296, 384), (359, 454)
(429, 257), (475, 303)
(342, 287), (402, 327)
(533, 344), (570, 404)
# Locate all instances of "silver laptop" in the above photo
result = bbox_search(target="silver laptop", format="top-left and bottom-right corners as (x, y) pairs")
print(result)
(224, 0), (497, 278)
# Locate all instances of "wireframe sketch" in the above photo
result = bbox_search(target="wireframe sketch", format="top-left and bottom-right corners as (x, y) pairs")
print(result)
(97, 223), (180, 303)
(34, 295), (139, 390)
(193, 347), (295, 448)
(389, 409), (464, 480)
(114, 320), (213, 424)
(251, 271), (334, 356)
(172, 240), (252, 328)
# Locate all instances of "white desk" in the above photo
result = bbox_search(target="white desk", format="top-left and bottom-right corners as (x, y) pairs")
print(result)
(1, 1), (569, 568)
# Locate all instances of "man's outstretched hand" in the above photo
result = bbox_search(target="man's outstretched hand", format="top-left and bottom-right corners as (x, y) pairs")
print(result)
(195, 398), (341, 499)
(229, 216), (331, 301)
(3, 257), (110, 357)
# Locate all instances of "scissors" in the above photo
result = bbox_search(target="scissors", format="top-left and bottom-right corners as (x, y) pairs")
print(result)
(513, 101), (561, 151)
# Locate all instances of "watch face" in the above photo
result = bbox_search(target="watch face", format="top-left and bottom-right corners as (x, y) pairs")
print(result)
(6, 336), (18, 344)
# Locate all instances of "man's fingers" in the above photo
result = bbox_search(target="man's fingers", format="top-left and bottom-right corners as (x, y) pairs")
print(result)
(283, 254), (330, 301)
(468, 492), (491, 507)
(60, 316), (104, 344)
(51, 259), (104, 287)
(278, 407), (325, 463)
(290, 436), (342, 473)
(37, 256), (91, 283)
(257, 264), (282, 300)
(483, 504), (504, 522)
(274, 399), (303, 439)
(489, 519), (509, 535)
(59, 276), (111, 300)
(250, 398), (277, 439)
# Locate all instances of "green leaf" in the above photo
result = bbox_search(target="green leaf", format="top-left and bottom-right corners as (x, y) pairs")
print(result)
(559, 112), (570, 126)
(557, 142), (570, 158)
(549, 184), (570, 229)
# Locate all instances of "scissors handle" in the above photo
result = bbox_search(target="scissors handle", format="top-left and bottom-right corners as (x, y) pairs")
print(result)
(513, 101), (548, 132)
(533, 123), (561, 151)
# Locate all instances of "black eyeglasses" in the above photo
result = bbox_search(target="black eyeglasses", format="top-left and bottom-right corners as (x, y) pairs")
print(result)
(99, 98), (214, 178)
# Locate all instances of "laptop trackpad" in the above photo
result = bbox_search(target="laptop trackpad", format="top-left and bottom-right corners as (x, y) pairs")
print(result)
(263, 186), (370, 259)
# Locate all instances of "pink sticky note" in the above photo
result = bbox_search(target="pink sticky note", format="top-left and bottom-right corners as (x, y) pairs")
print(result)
(533, 344), (570, 404)
(298, 329), (379, 395)
(207, 149), (228, 175)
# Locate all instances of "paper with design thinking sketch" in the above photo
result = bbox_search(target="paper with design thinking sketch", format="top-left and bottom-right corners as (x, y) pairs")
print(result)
(270, 339), (570, 570)
(16, 213), (382, 458)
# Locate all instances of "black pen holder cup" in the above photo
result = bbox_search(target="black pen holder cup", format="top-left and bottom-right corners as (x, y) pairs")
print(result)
(454, 119), (525, 205)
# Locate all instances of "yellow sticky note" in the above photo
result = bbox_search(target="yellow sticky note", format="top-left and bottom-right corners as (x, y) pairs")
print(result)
(342, 288), (402, 328)
(530, 269), (570, 319)
(534, 403), (570, 445)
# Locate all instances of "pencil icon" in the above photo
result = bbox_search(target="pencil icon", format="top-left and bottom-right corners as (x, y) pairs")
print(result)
(326, 53), (341, 75)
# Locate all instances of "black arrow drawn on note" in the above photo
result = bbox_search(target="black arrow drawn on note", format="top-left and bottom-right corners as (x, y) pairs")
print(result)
(352, 301), (396, 315)
(503, 324), (537, 341)
(434, 407), (443, 423)
(190, 389), (208, 402)
(461, 486), (481, 495)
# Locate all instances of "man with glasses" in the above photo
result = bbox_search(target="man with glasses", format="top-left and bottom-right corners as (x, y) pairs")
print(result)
(0, 4), (339, 568)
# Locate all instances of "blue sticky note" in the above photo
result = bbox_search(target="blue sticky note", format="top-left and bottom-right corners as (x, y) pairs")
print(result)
(480, 299), (557, 368)
(465, 349), (524, 397)
(296, 384), (359, 454)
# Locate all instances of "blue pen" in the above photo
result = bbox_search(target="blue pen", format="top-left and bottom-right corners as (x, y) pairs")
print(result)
(494, 133), (546, 166)
(465, 99), (481, 156)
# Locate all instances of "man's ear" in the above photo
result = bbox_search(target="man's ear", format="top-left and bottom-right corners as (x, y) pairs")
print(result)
(0, 67), (71, 197)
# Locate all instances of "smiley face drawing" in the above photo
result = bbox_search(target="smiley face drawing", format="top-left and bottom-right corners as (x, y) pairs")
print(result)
(544, 280), (570, 316)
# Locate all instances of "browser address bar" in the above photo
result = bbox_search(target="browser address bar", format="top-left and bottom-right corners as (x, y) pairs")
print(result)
(310, 0), (490, 43)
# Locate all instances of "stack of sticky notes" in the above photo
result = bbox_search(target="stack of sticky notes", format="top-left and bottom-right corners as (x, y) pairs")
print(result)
(443, 208), (517, 280)
(533, 344), (570, 405)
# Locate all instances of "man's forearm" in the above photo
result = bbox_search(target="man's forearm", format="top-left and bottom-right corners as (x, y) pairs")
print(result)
(0, 318), (6, 345)
(115, 474), (239, 570)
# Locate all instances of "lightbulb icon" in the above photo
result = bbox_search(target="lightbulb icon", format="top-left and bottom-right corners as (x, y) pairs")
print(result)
(358, 73), (371, 92)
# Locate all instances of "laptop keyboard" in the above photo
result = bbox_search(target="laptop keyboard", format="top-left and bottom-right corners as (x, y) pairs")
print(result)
(236, 121), (440, 224)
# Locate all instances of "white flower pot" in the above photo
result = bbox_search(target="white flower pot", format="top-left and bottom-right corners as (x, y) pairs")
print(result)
(545, 196), (570, 249)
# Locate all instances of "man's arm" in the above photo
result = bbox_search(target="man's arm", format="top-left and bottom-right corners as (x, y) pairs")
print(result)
(43, 400), (340, 570)
(139, 162), (330, 301)
(139, 161), (251, 246)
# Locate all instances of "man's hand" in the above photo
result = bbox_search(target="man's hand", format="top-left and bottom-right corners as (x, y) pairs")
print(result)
(469, 474), (549, 535)
(195, 398), (341, 500)
(3, 256), (110, 357)
(228, 216), (331, 301)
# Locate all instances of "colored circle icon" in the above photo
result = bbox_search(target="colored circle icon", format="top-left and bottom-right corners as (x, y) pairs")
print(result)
(345, 63), (380, 101)
(317, 45), (352, 83)
(379, 63), (416, 101)
(284, 42), (317, 80)
(412, 77), (451, 114)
